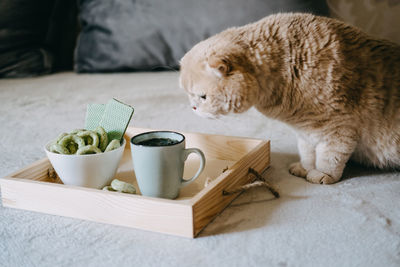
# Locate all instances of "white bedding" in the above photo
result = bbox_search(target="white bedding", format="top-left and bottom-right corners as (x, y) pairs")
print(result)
(0, 72), (399, 267)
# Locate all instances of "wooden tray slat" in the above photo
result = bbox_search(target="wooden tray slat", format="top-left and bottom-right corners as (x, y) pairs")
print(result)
(1, 178), (194, 237)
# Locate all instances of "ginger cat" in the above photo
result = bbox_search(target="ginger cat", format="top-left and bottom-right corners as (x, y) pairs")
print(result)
(179, 13), (400, 184)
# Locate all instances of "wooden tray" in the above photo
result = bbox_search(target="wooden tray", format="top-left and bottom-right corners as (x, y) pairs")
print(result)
(0, 127), (270, 238)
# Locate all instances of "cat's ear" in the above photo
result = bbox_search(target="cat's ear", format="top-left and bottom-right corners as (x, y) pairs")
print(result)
(207, 56), (232, 77)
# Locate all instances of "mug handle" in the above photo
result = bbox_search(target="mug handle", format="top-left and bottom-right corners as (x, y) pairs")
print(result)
(181, 148), (206, 186)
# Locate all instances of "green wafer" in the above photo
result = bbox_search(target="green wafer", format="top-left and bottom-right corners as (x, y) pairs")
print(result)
(99, 98), (134, 142)
(85, 104), (105, 131)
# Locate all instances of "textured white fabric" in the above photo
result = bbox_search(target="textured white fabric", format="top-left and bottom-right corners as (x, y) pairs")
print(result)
(0, 72), (399, 267)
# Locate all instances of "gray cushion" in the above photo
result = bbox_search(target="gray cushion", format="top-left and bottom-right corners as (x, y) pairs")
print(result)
(0, 0), (55, 78)
(75, 0), (329, 72)
(0, 0), (78, 78)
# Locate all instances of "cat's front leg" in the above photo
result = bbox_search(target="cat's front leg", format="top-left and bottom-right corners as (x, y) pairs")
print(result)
(289, 137), (316, 178)
(307, 138), (356, 184)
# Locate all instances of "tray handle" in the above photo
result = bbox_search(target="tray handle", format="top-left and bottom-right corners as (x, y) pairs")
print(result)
(222, 168), (279, 198)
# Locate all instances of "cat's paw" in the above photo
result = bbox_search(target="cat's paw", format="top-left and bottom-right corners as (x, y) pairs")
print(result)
(289, 162), (308, 178)
(306, 169), (339, 184)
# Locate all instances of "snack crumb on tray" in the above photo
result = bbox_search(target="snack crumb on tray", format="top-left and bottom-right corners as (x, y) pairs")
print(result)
(103, 179), (136, 194)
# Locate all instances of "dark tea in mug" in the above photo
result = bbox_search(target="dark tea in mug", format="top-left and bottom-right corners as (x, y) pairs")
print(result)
(136, 138), (180, 146)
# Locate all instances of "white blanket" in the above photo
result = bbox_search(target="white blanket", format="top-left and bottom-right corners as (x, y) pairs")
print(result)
(0, 72), (399, 266)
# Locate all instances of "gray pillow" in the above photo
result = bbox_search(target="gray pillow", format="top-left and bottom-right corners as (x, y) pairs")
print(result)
(0, 0), (55, 78)
(75, 0), (329, 72)
(0, 0), (78, 78)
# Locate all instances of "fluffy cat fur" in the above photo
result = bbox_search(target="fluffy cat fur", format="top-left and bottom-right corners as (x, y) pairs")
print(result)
(179, 13), (400, 184)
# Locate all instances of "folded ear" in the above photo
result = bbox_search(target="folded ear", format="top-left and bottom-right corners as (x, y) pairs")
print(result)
(207, 56), (232, 77)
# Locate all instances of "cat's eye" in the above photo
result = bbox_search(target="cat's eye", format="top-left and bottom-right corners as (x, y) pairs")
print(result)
(200, 94), (207, 100)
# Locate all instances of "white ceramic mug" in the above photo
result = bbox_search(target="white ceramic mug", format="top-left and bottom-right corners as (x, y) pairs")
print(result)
(130, 131), (205, 199)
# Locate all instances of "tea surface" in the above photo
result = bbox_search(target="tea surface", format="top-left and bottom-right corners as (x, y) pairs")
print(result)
(137, 138), (179, 146)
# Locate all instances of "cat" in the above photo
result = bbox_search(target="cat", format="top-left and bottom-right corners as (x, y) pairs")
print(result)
(179, 13), (400, 184)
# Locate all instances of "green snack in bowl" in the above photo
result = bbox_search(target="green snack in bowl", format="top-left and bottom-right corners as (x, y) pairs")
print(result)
(49, 120), (126, 155)
(95, 126), (108, 152)
(105, 139), (120, 152)
(58, 134), (85, 150)
(76, 145), (102, 155)
(77, 130), (99, 147)
(110, 179), (136, 194)
(67, 143), (78, 154)
(50, 143), (70, 154)
(70, 129), (85, 135)
(56, 132), (68, 143)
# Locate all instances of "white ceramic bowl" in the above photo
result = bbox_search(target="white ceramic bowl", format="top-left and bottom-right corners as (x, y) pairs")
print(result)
(45, 138), (126, 189)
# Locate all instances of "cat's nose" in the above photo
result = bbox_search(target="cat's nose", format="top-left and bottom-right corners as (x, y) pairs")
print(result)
(192, 106), (197, 110)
